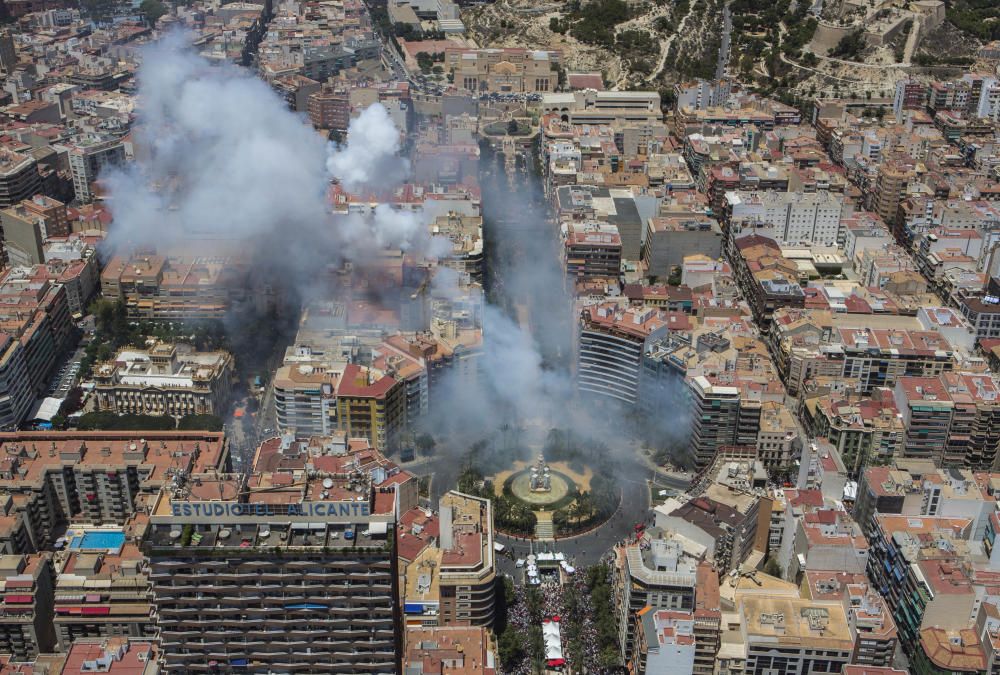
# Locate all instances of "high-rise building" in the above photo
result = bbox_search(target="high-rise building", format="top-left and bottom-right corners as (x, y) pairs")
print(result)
(577, 304), (668, 406)
(398, 491), (497, 628)
(562, 221), (622, 280)
(145, 467), (400, 672)
(336, 364), (406, 450)
(612, 534), (698, 659)
(52, 534), (154, 649)
(64, 138), (125, 203)
(0, 553), (56, 660)
(687, 375), (741, 468)
(632, 608), (697, 675)
(873, 160), (914, 226)
(0, 267), (73, 428)
(0, 32), (16, 75)
(0, 150), (41, 209)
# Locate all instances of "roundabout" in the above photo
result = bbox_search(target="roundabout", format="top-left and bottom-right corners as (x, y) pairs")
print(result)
(492, 455), (621, 539)
(505, 466), (575, 508)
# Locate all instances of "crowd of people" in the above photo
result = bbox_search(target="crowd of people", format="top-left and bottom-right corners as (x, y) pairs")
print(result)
(502, 559), (607, 675)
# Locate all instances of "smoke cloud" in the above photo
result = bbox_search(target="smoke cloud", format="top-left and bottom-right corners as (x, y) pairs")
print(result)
(419, 145), (691, 469)
(101, 33), (690, 469)
(104, 31), (434, 267)
(326, 104), (411, 192)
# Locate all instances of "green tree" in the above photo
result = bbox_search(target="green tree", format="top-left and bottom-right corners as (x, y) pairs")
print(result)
(598, 646), (621, 669)
(764, 558), (783, 577)
(830, 29), (864, 60)
(498, 628), (525, 670)
(503, 576), (516, 605)
(528, 625), (546, 672)
(57, 387), (85, 417)
(77, 412), (176, 431)
(90, 298), (116, 335)
(416, 52), (434, 73)
(139, 0), (167, 24)
(177, 414), (224, 431)
(415, 433), (436, 457)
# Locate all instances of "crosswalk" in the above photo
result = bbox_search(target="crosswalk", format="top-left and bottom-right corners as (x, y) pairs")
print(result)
(535, 512), (555, 540)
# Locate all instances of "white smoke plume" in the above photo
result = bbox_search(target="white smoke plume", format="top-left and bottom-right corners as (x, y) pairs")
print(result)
(326, 104), (411, 192)
(104, 32), (433, 264)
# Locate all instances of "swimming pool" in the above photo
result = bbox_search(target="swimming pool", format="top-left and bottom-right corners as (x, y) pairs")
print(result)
(67, 530), (126, 552)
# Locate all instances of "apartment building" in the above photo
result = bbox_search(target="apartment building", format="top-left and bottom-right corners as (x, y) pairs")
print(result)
(562, 221), (622, 280)
(641, 217), (722, 278)
(336, 364), (406, 450)
(61, 637), (159, 674)
(373, 335), (430, 428)
(892, 374), (1000, 468)
(872, 160), (915, 225)
(402, 626), (496, 673)
(52, 538), (153, 649)
(0, 203), (46, 267)
(577, 304), (668, 406)
(431, 212), (484, 283)
(731, 234), (806, 328)
(631, 608), (696, 675)
(866, 514), (975, 658)
(655, 490), (762, 574)
(612, 534), (699, 660)
(39, 237), (101, 316)
(101, 247), (252, 321)
(0, 149), (40, 208)
(0, 267), (73, 428)
(769, 311), (955, 396)
(274, 361), (339, 437)
(0, 553), (55, 660)
(957, 291), (1000, 341)
(0, 431), (227, 554)
(803, 389), (905, 475)
(725, 190), (848, 246)
(853, 461), (994, 541)
(93, 342), (234, 418)
(145, 462), (400, 673)
(893, 79), (927, 117)
(802, 571), (898, 667)
(65, 137), (125, 203)
(399, 491), (497, 628)
(686, 375), (741, 468)
(307, 85), (350, 132)
(755, 401), (801, 471)
(784, 507), (869, 580)
(740, 596), (855, 674)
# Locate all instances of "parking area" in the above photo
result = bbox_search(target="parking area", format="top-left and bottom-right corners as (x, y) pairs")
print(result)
(45, 347), (84, 399)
